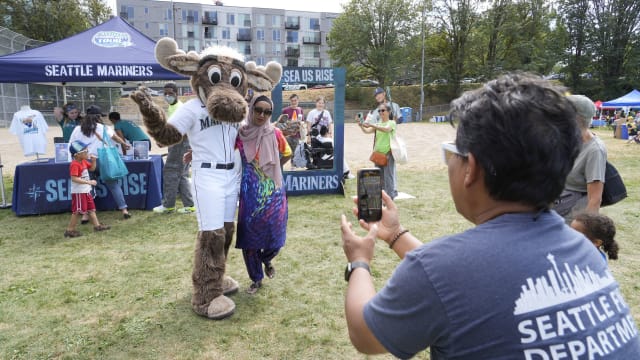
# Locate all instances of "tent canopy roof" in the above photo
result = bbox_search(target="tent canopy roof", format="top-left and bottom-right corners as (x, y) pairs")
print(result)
(0, 17), (185, 84)
(601, 89), (640, 108)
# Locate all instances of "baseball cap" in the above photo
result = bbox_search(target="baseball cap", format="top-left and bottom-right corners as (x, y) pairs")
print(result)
(374, 87), (385, 96)
(86, 105), (104, 116)
(567, 95), (596, 120)
(69, 140), (89, 156)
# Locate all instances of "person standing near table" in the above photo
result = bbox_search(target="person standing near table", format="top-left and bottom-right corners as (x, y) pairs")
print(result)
(340, 74), (640, 358)
(153, 82), (195, 214)
(108, 111), (151, 155)
(53, 103), (82, 143)
(69, 105), (132, 220)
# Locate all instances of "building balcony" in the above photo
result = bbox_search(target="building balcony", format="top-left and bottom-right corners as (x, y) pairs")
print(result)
(237, 33), (252, 41)
(285, 48), (300, 57)
(285, 22), (300, 30)
(202, 16), (218, 25)
(303, 34), (322, 44)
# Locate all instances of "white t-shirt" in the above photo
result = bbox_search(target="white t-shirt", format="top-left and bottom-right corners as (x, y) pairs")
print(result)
(10, 108), (49, 156)
(306, 109), (333, 131)
(168, 98), (239, 166)
(69, 123), (115, 157)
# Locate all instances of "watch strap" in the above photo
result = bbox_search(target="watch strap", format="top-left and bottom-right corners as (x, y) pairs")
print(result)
(345, 261), (370, 282)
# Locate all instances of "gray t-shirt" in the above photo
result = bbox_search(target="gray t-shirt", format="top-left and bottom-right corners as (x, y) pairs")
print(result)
(564, 136), (607, 192)
(363, 211), (640, 359)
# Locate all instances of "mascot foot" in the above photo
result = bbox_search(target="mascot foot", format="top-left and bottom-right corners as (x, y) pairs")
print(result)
(206, 295), (236, 320)
(222, 275), (239, 296)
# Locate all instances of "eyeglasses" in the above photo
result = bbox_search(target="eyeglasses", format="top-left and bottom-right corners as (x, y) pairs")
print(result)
(378, 109), (387, 113)
(441, 141), (467, 165)
(253, 106), (273, 116)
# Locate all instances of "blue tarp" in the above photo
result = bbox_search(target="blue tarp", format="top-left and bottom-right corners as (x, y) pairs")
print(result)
(0, 17), (185, 83)
(601, 89), (640, 108)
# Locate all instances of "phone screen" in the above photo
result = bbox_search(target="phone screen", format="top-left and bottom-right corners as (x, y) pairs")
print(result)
(357, 168), (382, 222)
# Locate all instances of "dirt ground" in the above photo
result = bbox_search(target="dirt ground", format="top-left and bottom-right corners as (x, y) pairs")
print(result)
(0, 121), (456, 177)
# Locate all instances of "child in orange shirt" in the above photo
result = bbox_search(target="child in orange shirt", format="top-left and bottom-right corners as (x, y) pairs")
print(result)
(64, 140), (110, 238)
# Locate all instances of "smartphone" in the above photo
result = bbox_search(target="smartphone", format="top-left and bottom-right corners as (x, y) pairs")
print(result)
(357, 168), (383, 222)
(357, 112), (364, 124)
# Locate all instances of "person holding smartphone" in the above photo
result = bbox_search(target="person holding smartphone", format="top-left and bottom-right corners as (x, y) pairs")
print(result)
(340, 74), (640, 358)
(358, 103), (397, 199)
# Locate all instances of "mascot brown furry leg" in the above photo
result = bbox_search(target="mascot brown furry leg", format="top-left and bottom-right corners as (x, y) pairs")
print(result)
(131, 37), (281, 320)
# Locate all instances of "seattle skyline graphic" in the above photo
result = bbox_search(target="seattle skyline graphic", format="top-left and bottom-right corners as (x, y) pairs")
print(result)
(513, 253), (615, 315)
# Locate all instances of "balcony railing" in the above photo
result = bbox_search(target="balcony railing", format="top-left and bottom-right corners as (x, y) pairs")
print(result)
(284, 21), (300, 30)
(202, 16), (218, 25)
(237, 32), (252, 41)
(285, 48), (300, 57)
(303, 34), (322, 44)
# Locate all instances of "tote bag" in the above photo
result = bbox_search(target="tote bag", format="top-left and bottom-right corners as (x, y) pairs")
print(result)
(390, 133), (408, 164)
(601, 161), (627, 206)
(96, 127), (129, 181)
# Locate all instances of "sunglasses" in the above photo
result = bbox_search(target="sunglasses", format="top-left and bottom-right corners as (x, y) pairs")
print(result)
(253, 106), (273, 116)
(441, 141), (468, 165)
(378, 109), (387, 113)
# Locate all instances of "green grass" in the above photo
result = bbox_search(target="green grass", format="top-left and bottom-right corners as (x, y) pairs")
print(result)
(0, 127), (638, 359)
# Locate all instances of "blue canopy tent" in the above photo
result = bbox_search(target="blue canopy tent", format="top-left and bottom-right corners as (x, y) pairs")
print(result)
(0, 17), (185, 84)
(601, 89), (640, 108)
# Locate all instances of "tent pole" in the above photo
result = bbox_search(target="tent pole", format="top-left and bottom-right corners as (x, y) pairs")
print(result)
(63, 84), (67, 104)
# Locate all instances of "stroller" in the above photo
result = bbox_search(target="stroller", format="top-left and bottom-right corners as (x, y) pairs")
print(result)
(306, 136), (334, 169)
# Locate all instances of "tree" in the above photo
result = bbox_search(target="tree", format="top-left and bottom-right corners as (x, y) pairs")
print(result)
(0, 0), (112, 42)
(327, 0), (417, 86)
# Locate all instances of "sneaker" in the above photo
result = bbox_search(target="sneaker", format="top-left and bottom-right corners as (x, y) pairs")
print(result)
(246, 281), (261, 295)
(153, 205), (175, 213)
(265, 263), (276, 279)
(177, 206), (196, 214)
(64, 230), (82, 238)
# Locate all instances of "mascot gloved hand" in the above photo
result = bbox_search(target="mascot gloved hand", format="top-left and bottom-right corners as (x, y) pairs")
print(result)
(131, 37), (282, 320)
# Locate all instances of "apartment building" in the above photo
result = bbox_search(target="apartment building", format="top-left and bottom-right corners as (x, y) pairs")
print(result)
(116, 0), (339, 68)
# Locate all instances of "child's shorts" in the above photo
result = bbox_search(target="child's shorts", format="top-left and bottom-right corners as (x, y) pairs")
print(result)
(71, 193), (96, 214)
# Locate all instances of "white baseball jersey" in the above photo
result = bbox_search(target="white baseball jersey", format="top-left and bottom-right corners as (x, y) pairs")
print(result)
(168, 98), (241, 231)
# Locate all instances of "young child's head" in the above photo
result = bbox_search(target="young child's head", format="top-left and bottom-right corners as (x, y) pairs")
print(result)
(69, 140), (89, 161)
(570, 212), (619, 260)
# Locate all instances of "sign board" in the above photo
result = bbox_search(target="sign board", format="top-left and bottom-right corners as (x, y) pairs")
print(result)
(272, 67), (345, 196)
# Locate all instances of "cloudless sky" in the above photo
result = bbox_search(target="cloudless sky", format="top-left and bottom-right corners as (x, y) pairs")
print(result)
(107, 0), (346, 15)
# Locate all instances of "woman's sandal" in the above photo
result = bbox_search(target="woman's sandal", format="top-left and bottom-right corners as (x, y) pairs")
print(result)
(265, 263), (276, 279)
(94, 224), (111, 232)
(246, 281), (261, 295)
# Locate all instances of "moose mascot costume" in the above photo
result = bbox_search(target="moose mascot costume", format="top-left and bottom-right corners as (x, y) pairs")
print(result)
(131, 38), (282, 320)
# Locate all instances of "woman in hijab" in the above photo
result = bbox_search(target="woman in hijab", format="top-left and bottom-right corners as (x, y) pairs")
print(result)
(236, 95), (292, 294)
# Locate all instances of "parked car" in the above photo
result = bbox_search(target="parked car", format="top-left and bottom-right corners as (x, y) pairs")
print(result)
(282, 83), (308, 91)
(354, 79), (379, 87)
(430, 79), (448, 85)
(460, 77), (476, 84)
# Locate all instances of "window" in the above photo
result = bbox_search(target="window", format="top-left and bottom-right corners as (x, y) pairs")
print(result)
(144, 7), (149, 15)
(145, 22), (149, 29)
(238, 14), (251, 27)
(204, 26), (217, 39)
(310, 18), (320, 30)
(272, 43), (281, 56)
(256, 29), (264, 41)
(255, 14), (265, 26)
(227, 13), (235, 25)
(120, 6), (134, 19)
(272, 15), (282, 27)
(286, 31), (298, 43)
(159, 23), (169, 36)
(222, 27), (231, 40)
(165, 8), (172, 21)
(272, 29), (281, 42)
(257, 43), (266, 55)
(255, 56), (265, 66)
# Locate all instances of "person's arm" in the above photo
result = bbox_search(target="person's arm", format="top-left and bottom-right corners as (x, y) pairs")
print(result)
(53, 107), (63, 124)
(115, 129), (128, 153)
(585, 181), (604, 213)
(368, 122), (392, 133)
(276, 128), (292, 166)
(110, 133), (130, 151)
(341, 216), (387, 354)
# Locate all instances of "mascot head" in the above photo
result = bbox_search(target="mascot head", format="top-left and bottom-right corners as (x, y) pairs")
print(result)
(154, 37), (282, 123)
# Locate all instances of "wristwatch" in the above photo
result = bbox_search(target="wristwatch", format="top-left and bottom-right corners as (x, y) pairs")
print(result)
(344, 261), (370, 282)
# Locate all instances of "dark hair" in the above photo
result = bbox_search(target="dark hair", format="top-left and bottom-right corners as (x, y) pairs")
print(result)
(163, 82), (178, 92)
(573, 212), (619, 260)
(451, 73), (581, 209)
(320, 125), (329, 136)
(80, 114), (102, 137)
(108, 112), (121, 121)
(289, 94), (298, 100)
